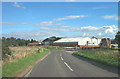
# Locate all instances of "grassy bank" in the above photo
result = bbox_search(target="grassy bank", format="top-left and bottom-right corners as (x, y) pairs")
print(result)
(2, 47), (50, 77)
(73, 48), (119, 67)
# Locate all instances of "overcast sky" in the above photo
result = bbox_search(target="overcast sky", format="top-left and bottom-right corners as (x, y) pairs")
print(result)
(2, 2), (118, 40)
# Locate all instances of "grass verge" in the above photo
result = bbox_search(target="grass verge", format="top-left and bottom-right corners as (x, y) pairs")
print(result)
(73, 48), (119, 67)
(2, 47), (50, 77)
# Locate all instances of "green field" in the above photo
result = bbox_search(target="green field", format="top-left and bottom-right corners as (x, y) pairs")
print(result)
(73, 48), (119, 67)
(2, 46), (50, 77)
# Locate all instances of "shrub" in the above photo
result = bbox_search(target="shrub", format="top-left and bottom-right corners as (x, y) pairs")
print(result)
(2, 43), (11, 60)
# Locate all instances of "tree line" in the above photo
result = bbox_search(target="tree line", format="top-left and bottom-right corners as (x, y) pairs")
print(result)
(2, 37), (37, 47)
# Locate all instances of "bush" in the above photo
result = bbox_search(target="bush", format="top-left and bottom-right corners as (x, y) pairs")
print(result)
(2, 43), (11, 60)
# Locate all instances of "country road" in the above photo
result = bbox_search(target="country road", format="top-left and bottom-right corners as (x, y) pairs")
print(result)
(28, 49), (118, 77)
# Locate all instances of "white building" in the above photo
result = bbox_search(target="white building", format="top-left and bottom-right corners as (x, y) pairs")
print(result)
(53, 37), (102, 47)
(90, 36), (102, 46)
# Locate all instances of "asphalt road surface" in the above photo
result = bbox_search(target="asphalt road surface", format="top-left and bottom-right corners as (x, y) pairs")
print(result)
(28, 49), (118, 77)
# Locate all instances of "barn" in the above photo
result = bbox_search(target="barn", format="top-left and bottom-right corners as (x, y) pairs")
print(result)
(53, 37), (90, 47)
(53, 37), (102, 47)
(42, 36), (61, 46)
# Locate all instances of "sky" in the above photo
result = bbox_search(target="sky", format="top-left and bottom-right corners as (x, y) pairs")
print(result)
(2, 2), (118, 40)
(2, 0), (120, 2)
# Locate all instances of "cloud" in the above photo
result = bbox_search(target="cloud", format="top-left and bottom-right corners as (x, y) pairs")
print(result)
(68, 25), (118, 38)
(61, 25), (71, 28)
(40, 27), (69, 32)
(102, 15), (118, 21)
(98, 33), (102, 36)
(40, 25), (118, 36)
(13, 2), (20, 7)
(81, 26), (102, 31)
(70, 25), (117, 38)
(54, 15), (88, 21)
(0, 21), (16, 25)
(78, 25), (118, 34)
(35, 21), (70, 27)
(13, 2), (25, 9)
(40, 25), (117, 35)
(22, 6), (25, 9)
(0, 21), (29, 25)
(2, 31), (60, 40)
(67, 15), (88, 19)
(20, 22), (29, 24)
(103, 25), (117, 34)
(54, 18), (66, 21)
(3, 25), (118, 40)
(55, 23), (62, 26)
(35, 21), (53, 26)
(82, 33), (89, 37)
(55, 23), (71, 27)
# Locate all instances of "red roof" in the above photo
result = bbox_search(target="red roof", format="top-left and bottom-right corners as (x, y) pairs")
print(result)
(28, 42), (40, 45)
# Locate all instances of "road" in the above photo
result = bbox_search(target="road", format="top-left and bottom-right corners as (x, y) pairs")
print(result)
(28, 49), (118, 77)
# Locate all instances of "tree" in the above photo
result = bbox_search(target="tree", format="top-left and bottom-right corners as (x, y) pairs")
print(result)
(30, 39), (37, 43)
(26, 39), (31, 45)
(115, 31), (120, 50)
(115, 31), (120, 44)
(10, 37), (16, 46)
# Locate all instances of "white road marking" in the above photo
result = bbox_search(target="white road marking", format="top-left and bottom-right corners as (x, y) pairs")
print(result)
(25, 53), (51, 77)
(25, 69), (32, 77)
(61, 57), (63, 60)
(64, 62), (73, 71)
(40, 53), (50, 61)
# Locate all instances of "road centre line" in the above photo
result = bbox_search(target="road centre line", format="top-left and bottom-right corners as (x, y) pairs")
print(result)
(64, 62), (73, 71)
(61, 57), (63, 60)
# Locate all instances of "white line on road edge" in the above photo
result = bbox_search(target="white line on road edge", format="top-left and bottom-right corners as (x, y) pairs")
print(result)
(40, 53), (50, 61)
(24, 52), (51, 77)
(64, 62), (73, 71)
(24, 68), (32, 77)
(61, 57), (63, 60)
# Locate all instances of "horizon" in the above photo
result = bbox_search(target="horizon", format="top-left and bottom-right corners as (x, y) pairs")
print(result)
(1, 35), (116, 41)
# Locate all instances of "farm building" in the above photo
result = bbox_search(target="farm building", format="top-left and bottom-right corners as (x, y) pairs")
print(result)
(53, 37), (102, 47)
(28, 42), (41, 46)
(42, 36), (61, 45)
(90, 36), (102, 47)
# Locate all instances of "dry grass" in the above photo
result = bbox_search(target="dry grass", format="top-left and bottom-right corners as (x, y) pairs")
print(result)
(3, 46), (40, 63)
